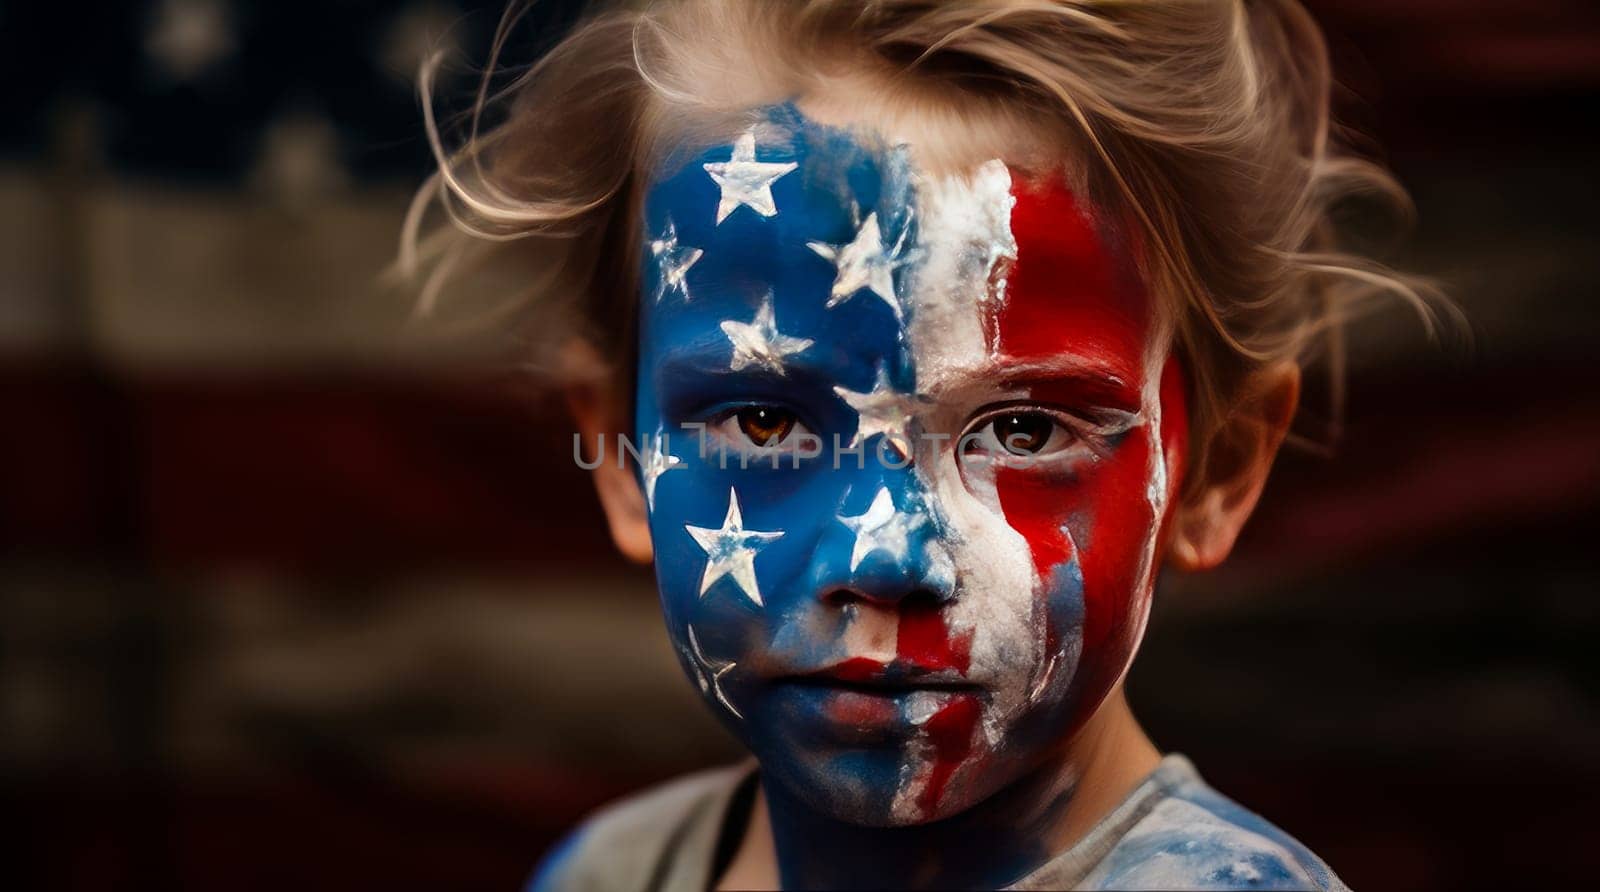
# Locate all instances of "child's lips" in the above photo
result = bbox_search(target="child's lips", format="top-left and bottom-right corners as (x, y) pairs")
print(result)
(783, 656), (979, 692)
(780, 658), (966, 693)
(757, 657), (985, 745)
(770, 666), (983, 744)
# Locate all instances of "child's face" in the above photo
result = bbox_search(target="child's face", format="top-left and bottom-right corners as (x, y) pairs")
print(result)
(634, 107), (1188, 825)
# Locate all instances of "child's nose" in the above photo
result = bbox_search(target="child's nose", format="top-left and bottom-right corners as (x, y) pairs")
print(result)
(805, 478), (955, 610)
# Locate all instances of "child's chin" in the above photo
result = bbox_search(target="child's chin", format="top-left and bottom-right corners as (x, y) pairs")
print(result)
(750, 732), (1013, 827)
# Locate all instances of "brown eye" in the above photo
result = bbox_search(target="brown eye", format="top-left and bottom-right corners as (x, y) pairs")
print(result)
(736, 406), (796, 446)
(992, 412), (1053, 455)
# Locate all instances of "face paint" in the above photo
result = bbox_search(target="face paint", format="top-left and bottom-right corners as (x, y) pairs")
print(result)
(635, 105), (1189, 837)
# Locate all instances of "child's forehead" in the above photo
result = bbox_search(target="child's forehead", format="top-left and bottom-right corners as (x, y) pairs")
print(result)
(646, 103), (1060, 223)
(639, 103), (1157, 386)
(643, 104), (912, 251)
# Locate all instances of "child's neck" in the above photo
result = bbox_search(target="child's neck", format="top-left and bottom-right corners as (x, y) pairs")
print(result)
(716, 690), (1161, 890)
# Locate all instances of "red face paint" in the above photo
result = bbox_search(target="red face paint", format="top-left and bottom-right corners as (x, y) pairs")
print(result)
(993, 176), (1189, 733)
(914, 694), (983, 816)
(897, 601), (974, 675)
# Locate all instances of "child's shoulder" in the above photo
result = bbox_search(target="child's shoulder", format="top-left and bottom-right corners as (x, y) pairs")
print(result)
(1071, 755), (1350, 892)
(526, 760), (754, 892)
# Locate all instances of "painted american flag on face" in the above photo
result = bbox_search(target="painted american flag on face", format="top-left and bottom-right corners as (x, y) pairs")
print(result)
(632, 102), (1188, 826)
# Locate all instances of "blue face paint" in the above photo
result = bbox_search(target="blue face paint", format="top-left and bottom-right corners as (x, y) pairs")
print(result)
(632, 103), (1183, 887)
(637, 105), (945, 817)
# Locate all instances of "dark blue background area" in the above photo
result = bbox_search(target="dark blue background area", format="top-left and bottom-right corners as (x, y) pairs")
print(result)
(0, 0), (585, 181)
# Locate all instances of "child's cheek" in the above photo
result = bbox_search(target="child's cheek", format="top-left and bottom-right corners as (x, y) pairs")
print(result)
(645, 447), (850, 723)
(995, 429), (1156, 704)
(992, 356), (1189, 726)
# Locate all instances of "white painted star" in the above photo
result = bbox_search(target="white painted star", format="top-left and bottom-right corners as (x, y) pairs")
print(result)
(649, 217), (703, 303)
(702, 131), (797, 225)
(686, 624), (742, 720)
(719, 292), (814, 375)
(839, 487), (927, 572)
(833, 366), (923, 457)
(686, 489), (783, 607)
(807, 211), (907, 321)
(639, 430), (683, 511)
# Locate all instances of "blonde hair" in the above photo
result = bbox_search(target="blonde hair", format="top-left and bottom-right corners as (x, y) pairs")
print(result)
(403, 0), (1448, 493)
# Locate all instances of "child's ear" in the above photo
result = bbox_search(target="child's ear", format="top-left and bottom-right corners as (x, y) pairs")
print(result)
(564, 341), (654, 565)
(1168, 361), (1300, 572)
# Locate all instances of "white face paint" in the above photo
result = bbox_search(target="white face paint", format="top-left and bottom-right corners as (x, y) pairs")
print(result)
(878, 161), (1051, 820)
(720, 291), (815, 375)
(650, 217), (704, 303)
(703, 131), (799, 224)
(684, 488), (784, 608)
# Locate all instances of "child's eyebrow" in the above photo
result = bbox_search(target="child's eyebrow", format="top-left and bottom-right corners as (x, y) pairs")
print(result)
(995, 356), (1133, 387)
(654, 340), (836, 387)
(933, 356), (1144, 408)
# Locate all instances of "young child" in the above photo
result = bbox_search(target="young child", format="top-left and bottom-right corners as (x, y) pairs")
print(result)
(410, 1), (1435, 888)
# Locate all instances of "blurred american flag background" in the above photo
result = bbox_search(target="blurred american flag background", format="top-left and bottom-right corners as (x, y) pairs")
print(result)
(1, 1), (1598, 889)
